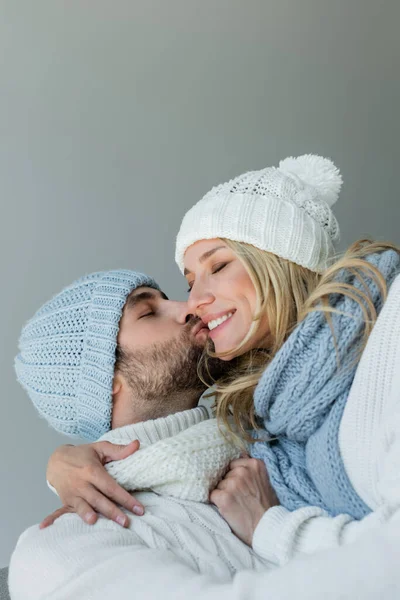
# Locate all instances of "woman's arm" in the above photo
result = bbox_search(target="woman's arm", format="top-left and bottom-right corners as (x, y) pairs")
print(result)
(212, 414), (400, 568)
(214, 277), (400, 565)
(252, 277), (400, 565)
(41, 439), (143, 528)
(251, 368), (400, 564)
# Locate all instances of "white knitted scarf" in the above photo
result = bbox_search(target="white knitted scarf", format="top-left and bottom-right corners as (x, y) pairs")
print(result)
(99, 406), (243, 502)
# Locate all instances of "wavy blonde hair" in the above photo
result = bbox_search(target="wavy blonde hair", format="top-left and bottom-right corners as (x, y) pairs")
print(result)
(198, 238), (400, 443)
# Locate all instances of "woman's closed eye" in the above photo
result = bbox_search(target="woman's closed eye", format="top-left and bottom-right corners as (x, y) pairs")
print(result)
(211, 262), (228, 275)
(186, 262), (229, 293)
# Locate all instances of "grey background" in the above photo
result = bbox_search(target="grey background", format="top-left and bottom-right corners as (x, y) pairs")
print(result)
(1, 0), (399, 567)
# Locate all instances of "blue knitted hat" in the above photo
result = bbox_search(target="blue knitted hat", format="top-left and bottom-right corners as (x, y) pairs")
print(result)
(15, 270), (160, 441)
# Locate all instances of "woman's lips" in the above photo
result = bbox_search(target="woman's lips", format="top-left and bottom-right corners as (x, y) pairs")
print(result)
(208, 312), (234, 339)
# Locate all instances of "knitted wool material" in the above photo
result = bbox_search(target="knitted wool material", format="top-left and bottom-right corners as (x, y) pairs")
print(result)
(10, 407), (270, 600)
(11, 284), (400, 593)
(251, 249), (400, 517)
(176, 154), (342, 273)
(251, 273), (400, 566)
(15, 270), (159, 441)
(100, 406), (244, 502)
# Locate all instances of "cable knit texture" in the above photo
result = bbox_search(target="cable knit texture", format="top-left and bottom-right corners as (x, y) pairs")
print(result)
(14, 270), (159, 441)
(100, 406), (245, 502)
(176, 154), (342, 273)
(9, 304), (400, 595)
(252, 250), (400, 518)
(9, 408), (269, 600)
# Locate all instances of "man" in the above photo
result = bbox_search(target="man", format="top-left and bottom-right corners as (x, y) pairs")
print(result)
(9, 270), (400, 600)
(9, 269), (273, 600)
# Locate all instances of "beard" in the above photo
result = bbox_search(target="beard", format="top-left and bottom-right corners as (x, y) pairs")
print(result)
(116, 318), (231, 419)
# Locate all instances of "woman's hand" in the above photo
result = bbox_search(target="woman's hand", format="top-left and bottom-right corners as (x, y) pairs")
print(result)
(210, 456), (279, 546)
(40, 440), (142, 529)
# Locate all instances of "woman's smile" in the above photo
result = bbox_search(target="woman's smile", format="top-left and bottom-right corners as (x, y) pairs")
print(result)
(184, 239), (270, 359)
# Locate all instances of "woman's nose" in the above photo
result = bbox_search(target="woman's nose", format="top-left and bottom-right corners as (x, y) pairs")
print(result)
(187, 281), (214, 316)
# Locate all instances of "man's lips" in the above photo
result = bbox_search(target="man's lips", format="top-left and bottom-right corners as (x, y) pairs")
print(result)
(191, 320), (209, 336)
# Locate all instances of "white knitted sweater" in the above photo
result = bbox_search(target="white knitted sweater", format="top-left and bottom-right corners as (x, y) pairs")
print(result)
(9, 276), (400, 599)
(101, 406), (245, 502)
(9, 406), (271, 600)
(253, 273), (400, 565)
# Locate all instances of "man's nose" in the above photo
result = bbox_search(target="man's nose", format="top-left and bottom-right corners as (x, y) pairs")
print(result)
(170, 300), (195, 324)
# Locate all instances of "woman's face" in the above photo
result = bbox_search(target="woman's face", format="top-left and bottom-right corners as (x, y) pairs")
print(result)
(184, 239), (269, 360)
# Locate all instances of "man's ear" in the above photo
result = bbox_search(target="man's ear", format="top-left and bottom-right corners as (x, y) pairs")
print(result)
(112, 371), (124, 397)
(111, 371), (128, 430)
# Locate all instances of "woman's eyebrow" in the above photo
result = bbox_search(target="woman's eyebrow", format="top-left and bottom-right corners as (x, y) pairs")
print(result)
(184, 246), (226, 275)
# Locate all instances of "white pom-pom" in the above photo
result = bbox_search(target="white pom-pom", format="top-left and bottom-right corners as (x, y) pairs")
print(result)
(278, 154), (343, 207)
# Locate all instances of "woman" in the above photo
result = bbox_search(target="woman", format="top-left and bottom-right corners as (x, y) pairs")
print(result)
(42, 154), (400, 565)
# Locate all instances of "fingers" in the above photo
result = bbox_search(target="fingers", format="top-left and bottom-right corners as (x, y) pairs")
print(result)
(70, 496), (100, 525)
(79, 488), (131, 527)
(44, 441), (145, 530)
(229, 457), (266, 472)
(220, 471), (256, 498)
(224, 465), (248, 479)
(209, 488), (224, 507)
(215, 478), (229, 490)
(39, 491), (136, 530)
(90, 469), (144, 516)
(210, 488), (235, 514)
(95, 440), (140, 463)
(39, 506), (72, 529)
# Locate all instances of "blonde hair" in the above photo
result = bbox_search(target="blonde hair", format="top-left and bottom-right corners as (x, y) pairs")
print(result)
(199, 238), (400, 443)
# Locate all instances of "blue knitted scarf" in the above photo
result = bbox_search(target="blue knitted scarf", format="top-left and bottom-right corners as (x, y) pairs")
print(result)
(251, 249), (399, 518)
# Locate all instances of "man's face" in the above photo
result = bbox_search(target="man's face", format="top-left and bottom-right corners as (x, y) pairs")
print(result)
(114, 287), (229, 420)
(117, 287), (209, 351)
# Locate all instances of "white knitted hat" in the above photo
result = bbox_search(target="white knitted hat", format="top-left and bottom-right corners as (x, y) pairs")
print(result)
(175, 154), (343, 273)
